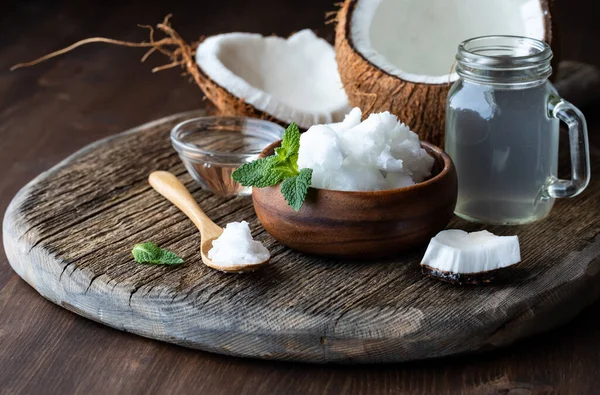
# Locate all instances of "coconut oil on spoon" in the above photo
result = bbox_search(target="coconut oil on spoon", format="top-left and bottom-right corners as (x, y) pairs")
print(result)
(148, 171), (270, 273)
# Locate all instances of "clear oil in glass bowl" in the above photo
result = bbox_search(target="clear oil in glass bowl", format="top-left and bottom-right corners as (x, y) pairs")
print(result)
(171, 117), (284, 197)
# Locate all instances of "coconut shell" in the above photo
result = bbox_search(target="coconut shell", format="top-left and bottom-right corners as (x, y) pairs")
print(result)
(421, 264), (516, 286)
(184, 43), (283, 126)
(335, 0), (555, 148)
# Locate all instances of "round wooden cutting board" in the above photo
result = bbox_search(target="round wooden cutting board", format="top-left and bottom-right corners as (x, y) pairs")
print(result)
(4, 110), (600, 364)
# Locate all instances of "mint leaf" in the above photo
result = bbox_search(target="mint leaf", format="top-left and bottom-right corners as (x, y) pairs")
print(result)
(132, 242), (161, 262)
(273, 123), (301, 175)
(280, 168), (312, 211)
(157, 249), (184, 265)
(132, 242), (183, 265)
(232, 156), (285, 187)
(278, 123), (300, 160)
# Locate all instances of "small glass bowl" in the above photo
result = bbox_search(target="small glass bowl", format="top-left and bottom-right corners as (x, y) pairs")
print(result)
(171, 117), (284, 196)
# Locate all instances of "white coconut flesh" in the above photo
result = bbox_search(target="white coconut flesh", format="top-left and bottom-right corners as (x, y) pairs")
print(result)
(351, 0), (548, 84)
(422, 230), (521, 274)
(196, 29), (350, 128)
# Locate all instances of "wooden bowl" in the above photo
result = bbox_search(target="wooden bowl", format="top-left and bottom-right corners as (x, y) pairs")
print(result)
(252, 142), (457, 259)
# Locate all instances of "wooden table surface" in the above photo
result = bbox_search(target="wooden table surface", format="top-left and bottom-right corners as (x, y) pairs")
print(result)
(1, 0), (599, 394)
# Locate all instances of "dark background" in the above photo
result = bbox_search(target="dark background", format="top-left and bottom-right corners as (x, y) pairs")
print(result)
(1, 1), (600, 394)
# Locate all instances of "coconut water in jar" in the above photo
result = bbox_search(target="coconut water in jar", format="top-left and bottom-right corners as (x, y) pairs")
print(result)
(446, 80), (559, 224)
(445, 36), (590, 225)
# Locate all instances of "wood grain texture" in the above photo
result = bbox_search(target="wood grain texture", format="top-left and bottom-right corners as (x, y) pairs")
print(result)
(2, 0), (600, 393)
(253, 141), (457, 259)
(4, 109), (600, 364)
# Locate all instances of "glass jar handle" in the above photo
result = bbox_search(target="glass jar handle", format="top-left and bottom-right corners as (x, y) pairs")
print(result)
(546, 97), (591, 198)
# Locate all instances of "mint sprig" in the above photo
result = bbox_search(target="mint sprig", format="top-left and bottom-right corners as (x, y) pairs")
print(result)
(132, 242), (183, 265)
(232, 122), (312, 211)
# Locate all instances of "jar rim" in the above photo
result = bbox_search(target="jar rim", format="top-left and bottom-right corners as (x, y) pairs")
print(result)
(458, 35), (552, 65)
(456, 35), (553, 85)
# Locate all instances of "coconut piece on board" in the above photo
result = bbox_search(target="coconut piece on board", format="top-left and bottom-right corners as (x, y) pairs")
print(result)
(421, 230), (521, 285)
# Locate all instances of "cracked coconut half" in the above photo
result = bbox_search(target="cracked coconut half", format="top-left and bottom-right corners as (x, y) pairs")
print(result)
(196, 29), (350, 129)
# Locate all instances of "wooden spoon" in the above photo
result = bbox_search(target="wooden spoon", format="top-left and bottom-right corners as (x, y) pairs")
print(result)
(148, 171), (269, 273)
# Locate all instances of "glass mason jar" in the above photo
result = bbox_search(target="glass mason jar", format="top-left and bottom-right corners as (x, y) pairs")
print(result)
(445, 36), (590, 225)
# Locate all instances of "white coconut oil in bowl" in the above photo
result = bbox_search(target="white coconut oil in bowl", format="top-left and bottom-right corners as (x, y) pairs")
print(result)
(171, 117), (284, 196)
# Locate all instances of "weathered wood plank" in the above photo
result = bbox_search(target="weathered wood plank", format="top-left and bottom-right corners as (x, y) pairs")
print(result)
(4, 110), (600, 363)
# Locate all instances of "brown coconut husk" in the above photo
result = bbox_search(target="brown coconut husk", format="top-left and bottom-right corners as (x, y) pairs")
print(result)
(421, 263), (516, 285)
(334, 0), (555, 148)
(11, 15), (285, 127)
